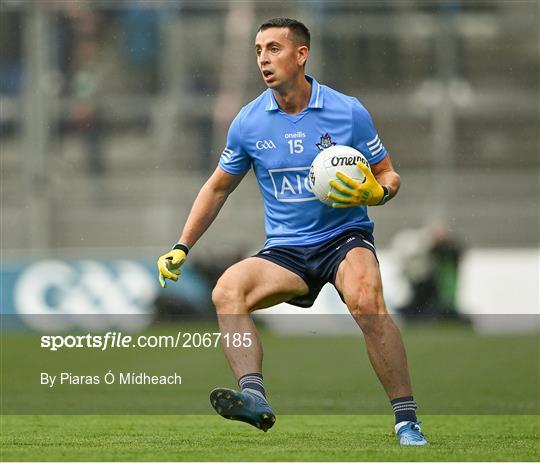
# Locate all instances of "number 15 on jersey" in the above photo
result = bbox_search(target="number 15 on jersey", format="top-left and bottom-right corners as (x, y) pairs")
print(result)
(288, 139), (304, 154)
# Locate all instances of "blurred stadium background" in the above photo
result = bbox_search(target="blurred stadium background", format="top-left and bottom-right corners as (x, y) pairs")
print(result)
(1, 0), (539, 324)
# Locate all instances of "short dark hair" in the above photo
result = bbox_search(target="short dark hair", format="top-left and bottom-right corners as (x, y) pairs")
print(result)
(257, 18), (310, 49)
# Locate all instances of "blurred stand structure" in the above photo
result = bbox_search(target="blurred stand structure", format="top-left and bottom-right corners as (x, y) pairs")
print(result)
(1, 0), (538, 265)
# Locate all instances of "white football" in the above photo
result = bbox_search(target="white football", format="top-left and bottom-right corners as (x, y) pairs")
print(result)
(308, 145), (369, 205)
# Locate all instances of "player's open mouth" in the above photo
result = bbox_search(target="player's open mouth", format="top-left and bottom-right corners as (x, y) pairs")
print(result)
(262, 70), (274, 79)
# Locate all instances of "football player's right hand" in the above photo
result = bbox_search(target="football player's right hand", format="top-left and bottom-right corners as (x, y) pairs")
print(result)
(157, 249), (187, 288)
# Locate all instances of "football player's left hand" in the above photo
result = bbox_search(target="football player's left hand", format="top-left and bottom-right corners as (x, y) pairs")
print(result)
(328, 162), (390, 208)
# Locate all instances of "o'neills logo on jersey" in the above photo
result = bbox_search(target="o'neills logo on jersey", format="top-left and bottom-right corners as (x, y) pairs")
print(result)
(284, 131), (306, 139)
(268, 167), (318, 202)
(331, 155), (368, 167)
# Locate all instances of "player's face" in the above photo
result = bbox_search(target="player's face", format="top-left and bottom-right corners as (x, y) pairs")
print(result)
(255, 27), (307, 91)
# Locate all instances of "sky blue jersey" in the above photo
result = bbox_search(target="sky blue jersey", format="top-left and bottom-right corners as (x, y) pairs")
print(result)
(218, 76), (388, 248)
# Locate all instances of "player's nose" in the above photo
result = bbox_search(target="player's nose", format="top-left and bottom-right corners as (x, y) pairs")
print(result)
(258, 51), (270, 65)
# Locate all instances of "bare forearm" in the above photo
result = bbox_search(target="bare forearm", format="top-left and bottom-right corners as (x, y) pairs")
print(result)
(177, 182), (229, 248)
(376, 171), (401, 199)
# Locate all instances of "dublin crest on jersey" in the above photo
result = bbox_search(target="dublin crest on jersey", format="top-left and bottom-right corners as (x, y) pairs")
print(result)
(316, 133), (336, 150)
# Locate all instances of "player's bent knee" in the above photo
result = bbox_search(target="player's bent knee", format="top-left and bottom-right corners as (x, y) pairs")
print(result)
(346, 288), (387, 332)
(347, 286), (380, 314)
(211, 282), (247, 314)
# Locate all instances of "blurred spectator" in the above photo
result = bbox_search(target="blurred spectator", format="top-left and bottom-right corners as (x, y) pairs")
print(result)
(0, 8), (23, 134)
(0, 9), (23, 96)
(391, 221), (468, 323)
(117, 4), (163, 94)
(59, 2), (105, 175)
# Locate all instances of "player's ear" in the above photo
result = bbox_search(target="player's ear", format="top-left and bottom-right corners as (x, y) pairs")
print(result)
(297, 45), (309, 67)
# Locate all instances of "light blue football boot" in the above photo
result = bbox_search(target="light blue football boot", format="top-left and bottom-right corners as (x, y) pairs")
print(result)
(395, 421), (429, 446)
(210, 388), (276, 432)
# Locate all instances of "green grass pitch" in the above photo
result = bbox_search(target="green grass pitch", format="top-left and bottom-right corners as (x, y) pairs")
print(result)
(1, 414), (539, 461)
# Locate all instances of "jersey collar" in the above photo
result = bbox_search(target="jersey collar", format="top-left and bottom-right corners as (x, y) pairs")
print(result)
(265, 75), (324, 111)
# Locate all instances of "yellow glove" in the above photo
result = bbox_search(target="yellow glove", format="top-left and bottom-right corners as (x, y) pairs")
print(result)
(328, 162), (390, 208)
(157, 249), (187, 288)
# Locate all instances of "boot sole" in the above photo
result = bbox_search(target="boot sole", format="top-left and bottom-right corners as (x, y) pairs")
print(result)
(210, 388), (276, 432)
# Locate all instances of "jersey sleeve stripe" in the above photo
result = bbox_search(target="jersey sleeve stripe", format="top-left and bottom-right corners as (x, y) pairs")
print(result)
(370, 144), (385, 155)
(366, 134), (379, 146)
(221, 148), (234, 161)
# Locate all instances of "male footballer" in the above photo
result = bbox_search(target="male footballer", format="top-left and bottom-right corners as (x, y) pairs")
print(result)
(157, 18), (428, 446)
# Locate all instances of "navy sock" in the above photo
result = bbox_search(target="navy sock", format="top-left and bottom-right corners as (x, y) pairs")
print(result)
(391, 396), (418, 424)
(238, 373), (266, 400)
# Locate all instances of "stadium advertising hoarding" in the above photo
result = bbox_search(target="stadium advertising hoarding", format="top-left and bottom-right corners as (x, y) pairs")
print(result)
(1, 258), (211, 323)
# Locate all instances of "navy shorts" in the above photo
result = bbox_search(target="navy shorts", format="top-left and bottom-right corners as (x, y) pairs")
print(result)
(253, 229), (377, 308)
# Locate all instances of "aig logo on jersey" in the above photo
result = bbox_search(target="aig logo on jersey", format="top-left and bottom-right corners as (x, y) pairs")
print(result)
(268, 167), (317, 202)
(256, 140), (276, 150)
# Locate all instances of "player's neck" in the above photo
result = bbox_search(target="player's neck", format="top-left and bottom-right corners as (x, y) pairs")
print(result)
(273, 74), (312, 115)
